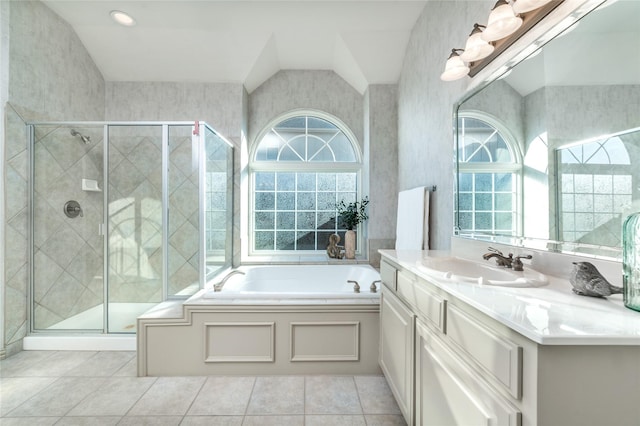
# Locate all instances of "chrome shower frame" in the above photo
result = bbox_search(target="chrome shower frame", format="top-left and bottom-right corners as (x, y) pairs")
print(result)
(26, 121), (234, 335)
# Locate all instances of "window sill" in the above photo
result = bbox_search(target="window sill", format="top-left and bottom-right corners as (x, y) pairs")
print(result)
(242, 254), (369, 265)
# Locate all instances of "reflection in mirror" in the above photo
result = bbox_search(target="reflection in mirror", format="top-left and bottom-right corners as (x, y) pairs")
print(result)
(456, 114), (521, 237)
(455, 0), (640, 259)
(556, 127), (640, 248)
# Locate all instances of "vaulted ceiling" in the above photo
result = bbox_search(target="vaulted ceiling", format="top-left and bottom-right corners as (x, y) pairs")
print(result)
(43, 1), (428, 94)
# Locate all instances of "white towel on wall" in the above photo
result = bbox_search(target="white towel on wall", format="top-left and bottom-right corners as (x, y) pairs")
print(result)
(395, 186), (430, 250)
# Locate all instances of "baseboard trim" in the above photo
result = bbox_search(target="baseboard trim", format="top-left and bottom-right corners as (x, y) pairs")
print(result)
(23, 335), (136, 351)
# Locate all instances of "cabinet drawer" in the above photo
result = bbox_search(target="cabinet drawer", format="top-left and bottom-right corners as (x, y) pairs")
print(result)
(397, 271), (446, 332)
(380, 260), (397, 291)
(446, 305), (522, 399)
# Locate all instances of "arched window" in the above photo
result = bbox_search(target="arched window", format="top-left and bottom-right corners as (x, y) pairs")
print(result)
(457, 113), (522, 236)
(250, 112), (362, 253)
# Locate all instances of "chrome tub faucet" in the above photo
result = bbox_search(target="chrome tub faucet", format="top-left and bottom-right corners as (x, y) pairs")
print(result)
(213, 270), (246, 292)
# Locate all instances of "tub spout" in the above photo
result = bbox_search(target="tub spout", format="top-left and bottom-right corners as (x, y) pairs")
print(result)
(348, 280), (360, 293)
(370, 280), (381, 293)
(213, 270), (245, 292)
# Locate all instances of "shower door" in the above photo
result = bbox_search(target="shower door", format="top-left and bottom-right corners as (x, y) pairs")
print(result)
(31, 124), (106, 331)
(106, 125), (165, 332)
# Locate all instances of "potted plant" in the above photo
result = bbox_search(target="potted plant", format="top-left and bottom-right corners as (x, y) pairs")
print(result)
(336, 197), (369, 259)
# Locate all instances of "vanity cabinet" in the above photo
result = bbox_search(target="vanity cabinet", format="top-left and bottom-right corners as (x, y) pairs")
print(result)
(381, 258), (520, 426)
(379, 277), (415, 424)
(379, 254), (640, 426)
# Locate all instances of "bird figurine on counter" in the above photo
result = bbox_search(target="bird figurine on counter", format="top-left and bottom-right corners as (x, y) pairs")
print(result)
(569, 261), (623, 298)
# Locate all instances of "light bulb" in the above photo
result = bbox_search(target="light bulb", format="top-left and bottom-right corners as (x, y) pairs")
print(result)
(513, 0), (553, 14)
(460, 25), (495, 62)
(441, 50), (470, 81)
(110, 10), (136, 27)
(481, 0), (523, 42)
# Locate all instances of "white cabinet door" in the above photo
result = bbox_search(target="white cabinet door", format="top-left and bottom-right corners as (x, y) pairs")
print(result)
(416, 320), (521, 426)
(380, 288), (415, 425)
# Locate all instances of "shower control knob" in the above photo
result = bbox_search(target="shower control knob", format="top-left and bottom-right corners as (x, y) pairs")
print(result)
(64, 200), (83, 218)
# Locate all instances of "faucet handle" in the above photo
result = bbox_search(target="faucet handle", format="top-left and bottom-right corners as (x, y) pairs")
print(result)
(487, 246), (504, 256)
(514, 254), (532, 261)
(513, 254), (533, 271)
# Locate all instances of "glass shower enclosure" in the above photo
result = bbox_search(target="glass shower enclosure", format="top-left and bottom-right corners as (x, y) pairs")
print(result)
(28, 122), (233, 334)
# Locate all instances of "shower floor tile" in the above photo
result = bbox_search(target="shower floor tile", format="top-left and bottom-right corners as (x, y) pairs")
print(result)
(0, 350), (406, 425)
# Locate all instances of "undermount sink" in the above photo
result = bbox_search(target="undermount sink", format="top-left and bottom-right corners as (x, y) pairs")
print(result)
(417, 256), (549, 287)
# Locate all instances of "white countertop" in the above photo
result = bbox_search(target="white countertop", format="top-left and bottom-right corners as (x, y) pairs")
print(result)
(379, 249), (640, 345)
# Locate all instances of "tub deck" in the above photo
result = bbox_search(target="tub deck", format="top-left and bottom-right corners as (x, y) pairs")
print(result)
(137, 288), (381, 376)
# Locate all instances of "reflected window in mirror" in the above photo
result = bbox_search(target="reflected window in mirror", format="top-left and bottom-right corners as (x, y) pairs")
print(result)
(557, 129), (638, 248)
(457, 113), (522, 236)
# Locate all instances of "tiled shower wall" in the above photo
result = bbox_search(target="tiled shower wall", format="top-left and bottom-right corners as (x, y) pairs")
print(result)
(4, 1), (105, 356)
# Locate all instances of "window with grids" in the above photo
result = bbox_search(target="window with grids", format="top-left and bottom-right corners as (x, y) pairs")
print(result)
(457, 115), (521, 236)
(557, 136), (632, 245)
(251, 114), (361, 252)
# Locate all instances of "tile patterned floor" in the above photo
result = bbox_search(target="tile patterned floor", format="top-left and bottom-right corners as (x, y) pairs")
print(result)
(0, 351), (407, 425)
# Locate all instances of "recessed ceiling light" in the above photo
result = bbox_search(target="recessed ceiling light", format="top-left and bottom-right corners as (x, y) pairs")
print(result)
(110, 10), (136, 27)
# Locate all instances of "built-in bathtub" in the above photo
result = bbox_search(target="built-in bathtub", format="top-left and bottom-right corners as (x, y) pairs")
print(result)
(137, 264), (382, 376)
(204, 264), (382, 298)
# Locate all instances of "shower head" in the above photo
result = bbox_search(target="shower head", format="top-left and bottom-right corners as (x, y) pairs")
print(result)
(70, 129), (91, 144)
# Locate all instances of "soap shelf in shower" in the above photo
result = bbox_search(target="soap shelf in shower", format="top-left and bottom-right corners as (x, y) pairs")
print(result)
(82, 179), (102, 192)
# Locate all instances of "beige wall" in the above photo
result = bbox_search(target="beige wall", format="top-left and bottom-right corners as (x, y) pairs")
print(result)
(397, 0), (493, 250)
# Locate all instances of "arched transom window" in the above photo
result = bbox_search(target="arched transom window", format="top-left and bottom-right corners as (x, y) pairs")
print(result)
(250, 112), (362, 253)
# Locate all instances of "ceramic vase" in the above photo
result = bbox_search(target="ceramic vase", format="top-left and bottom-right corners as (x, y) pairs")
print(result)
(623, 212), (640, 311)
(344, 229), (356, 259)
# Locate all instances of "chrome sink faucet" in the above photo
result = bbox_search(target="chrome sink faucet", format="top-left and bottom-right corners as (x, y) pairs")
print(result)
(482, 247), (532, 271)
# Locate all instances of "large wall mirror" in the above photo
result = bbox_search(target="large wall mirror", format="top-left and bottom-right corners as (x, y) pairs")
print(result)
(455, 0), (640, 260)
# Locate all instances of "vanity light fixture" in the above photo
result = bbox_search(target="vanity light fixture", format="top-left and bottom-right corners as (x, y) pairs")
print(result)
(481, 0), (523, 42)
(513, 0), (554, 14)
(460, 24), (495, 62)
(440, 49), (470, 81)
(110, 10), (136, 27)
(441, 0), (564, 82)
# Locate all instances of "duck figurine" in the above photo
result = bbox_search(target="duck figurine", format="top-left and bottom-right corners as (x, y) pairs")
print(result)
(569, 261), (623, 298)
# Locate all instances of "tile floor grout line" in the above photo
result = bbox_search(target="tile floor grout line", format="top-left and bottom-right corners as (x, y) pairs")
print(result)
(61, 376), (110, 418)
(109, 351), (137, 377)
(242, 375), (258, 420)
(303, 375), (307, 425)
(182, 374), (209, 418)
(2, 374), (66, 418)
(120, 375), (159, 419)
(352, 375), (367, 420)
